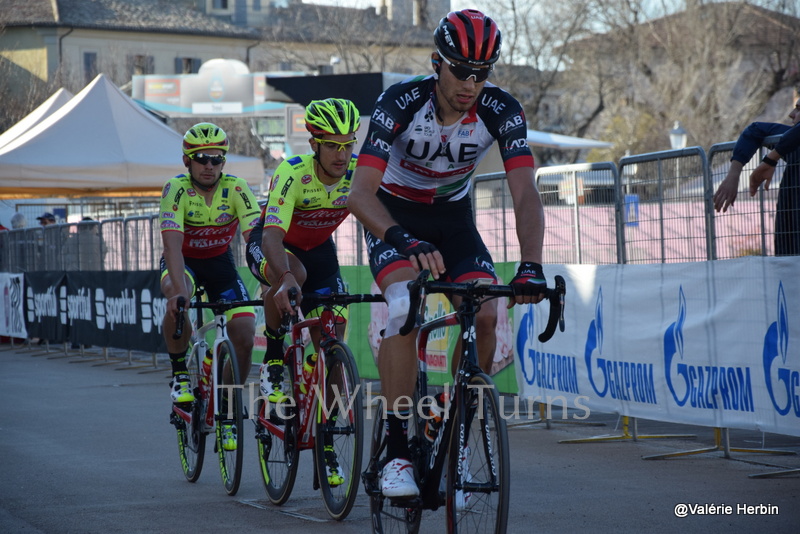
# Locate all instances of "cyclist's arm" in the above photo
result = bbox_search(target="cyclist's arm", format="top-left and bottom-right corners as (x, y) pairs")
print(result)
(507, 166), (544, 265)
(261, 226), (299, 315)
(347, 165), (396, 238)
(162, 230), (190, 316)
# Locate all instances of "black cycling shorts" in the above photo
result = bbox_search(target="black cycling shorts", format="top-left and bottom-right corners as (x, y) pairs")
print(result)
(160, 249), (252, 305)
(245, 235), (345, 317)
(365, 190), (497, 286)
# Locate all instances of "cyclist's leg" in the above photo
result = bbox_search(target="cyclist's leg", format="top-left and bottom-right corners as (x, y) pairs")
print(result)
(160, 257), (197, 403)
(198, 251), (256, 386)
(438, 218), (498, 376)
(250, 244), (307, 402)
(372, 263), (419, 497)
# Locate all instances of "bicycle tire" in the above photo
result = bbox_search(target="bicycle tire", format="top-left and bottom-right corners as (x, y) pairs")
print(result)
(257, 352), (299, 505)
(367, 400), (423, 534)
(314, 342), (364, 520)
(445, 373), (509, 534)
(175, 343), (206, 482)
(215, 339), (244, 496)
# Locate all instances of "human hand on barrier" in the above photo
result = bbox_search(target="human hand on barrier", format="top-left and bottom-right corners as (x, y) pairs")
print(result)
(749, 162), (776, 196)
(713, 165), (741, 213)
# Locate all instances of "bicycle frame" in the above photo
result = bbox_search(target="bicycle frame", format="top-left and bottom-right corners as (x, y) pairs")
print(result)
(171, 303), (232, 430)
(257, 312), (339, 449)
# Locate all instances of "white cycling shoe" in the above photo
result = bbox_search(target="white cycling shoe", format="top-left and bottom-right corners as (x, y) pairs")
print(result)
(380, 458), (419, 498)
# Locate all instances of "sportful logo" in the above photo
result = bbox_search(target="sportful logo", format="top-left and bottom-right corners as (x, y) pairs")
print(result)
(585, 288), (657, 404)
(763, 283), (797, 417)
(517, 302), (579, 394)
(664, 287), (754, 412)
(26, 285), (58, 322)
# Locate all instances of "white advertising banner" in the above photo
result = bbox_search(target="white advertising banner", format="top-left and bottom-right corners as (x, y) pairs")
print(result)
(514, 256), (800, 437)
(0, 272), (27, 338)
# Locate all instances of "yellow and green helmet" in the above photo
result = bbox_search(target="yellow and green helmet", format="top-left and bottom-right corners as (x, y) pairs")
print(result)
(305, 98), (361, 136)
(182, 122), (229, 155)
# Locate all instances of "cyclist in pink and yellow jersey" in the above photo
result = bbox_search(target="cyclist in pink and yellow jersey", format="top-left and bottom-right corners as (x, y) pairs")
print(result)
(160, 123), (260, 450)
(246, 98), (360, 400)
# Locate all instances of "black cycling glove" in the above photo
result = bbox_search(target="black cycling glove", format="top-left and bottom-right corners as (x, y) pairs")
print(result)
(384, 225), (438, 259)
(510, 261), (547, 298)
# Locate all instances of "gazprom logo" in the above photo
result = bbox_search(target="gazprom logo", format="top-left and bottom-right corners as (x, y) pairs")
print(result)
(763, 282), (798, 417)
(664, 287), (753, 412)
(517, 302), (578, 394)
(584, 288), (656, 403)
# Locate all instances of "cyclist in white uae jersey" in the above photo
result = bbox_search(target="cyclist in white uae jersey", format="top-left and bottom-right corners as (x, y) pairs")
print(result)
(348, 9), (548, 498)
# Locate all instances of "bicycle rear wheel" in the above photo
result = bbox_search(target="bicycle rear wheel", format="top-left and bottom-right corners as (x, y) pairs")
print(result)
(257, 354), (299, 505)
(366, 400), (423, 534)
(445, 373), (509, 533)
(314, 342), (364, 520)
(173, 343), (206, 482)
(215, 339), (244, 496)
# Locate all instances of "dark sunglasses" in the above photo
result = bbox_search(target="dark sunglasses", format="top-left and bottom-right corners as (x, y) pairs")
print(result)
(440, 54), (492, 83)
(191, 153), (226, 166)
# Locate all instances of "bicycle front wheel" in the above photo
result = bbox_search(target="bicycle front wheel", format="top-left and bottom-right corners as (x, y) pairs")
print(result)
(257, 353), (299, 505)
(215, 339), (244, 496)
(314, 342), (364, 520)
(174, 344), (206, 482)
(445, 373), (509, 534)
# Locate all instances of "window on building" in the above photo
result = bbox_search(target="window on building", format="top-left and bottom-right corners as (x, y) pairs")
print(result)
(209, 0), (230, 11)
(84, 52), (98, 84)
(175, 57), (202, 74)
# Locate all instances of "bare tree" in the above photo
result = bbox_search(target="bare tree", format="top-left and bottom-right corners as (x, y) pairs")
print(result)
(564, 0), (800, 159)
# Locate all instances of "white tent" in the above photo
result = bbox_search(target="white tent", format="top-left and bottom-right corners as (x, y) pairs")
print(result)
(526, 129), (613, 150)
(0, 74), (264, 198)
(0, 88), (74, 150)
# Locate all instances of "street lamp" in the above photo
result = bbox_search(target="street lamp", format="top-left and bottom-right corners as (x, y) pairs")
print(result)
(669, 121), (688, 150)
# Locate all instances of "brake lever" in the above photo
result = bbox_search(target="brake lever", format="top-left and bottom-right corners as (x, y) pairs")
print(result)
(538, 275), (566, 343)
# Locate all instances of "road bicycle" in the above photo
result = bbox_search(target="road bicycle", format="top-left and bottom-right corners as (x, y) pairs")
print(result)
(169, 290), (262, 496)
(254, 290), (385, 520)
(363, 270), (566, 533)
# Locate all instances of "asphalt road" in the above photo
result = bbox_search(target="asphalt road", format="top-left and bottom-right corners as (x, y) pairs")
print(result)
(1, 345), (798, 533)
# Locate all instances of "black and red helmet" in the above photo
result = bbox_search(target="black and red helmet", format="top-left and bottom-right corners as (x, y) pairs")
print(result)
(433, 9), (502, 67)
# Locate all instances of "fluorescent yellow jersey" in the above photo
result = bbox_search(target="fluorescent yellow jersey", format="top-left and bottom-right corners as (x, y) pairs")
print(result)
(159, 173), (260, 258)
(258, 154), (356, 251)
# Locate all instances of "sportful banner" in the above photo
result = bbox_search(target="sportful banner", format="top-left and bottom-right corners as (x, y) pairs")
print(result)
(515, 256), (800, 438)
(25, 271), (165, 352)
(0, 272), (27, 339)
(24, 271), (67, 343)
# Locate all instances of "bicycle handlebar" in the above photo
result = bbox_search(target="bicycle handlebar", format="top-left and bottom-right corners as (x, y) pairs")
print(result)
(277, 290), (386, 336)
(399, 270), (566, 342)
(172, 296), (263, 340)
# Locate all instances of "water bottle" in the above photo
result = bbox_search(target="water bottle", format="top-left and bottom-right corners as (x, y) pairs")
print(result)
(200, 351), (213, 397)
(299, 352), (317, 394)
(424, 392), (448, 442)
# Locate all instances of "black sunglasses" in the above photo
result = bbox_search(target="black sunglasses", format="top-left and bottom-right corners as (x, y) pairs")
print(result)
(441, 54), (492, 83)
(191, 153), (226, 166)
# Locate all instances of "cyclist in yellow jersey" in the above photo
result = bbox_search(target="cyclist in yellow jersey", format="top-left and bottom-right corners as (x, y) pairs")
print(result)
(160, 123), (261, 450)
(247, 98), (359, 377)
(246, 98), (360, 485)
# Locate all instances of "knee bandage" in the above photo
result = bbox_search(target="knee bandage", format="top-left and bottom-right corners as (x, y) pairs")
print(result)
(383, 281), (411, 338)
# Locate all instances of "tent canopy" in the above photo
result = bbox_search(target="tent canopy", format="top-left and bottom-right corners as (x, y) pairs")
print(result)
(0, 88), (74, 150)
(526, 129), (613, 150)
(0, 75), (264, 199)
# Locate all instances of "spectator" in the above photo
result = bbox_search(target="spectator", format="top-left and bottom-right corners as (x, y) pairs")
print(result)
(36, 212), (56, 226)
(65, 217), (105, 271)
(714, 98), (800, 255)
(11, 213), (27, 229)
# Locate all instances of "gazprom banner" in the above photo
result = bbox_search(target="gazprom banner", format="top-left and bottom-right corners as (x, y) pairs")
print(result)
(515, 256), (800, 438)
